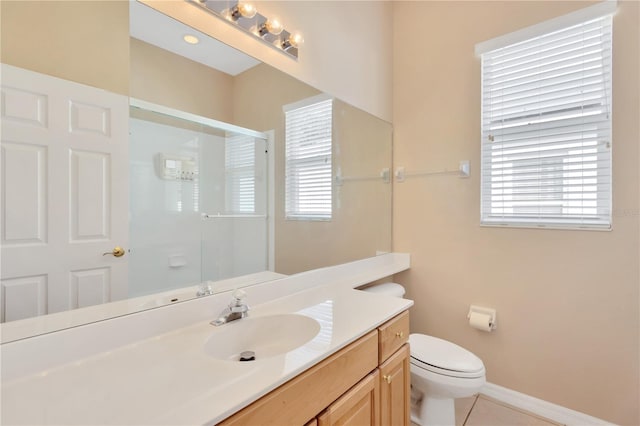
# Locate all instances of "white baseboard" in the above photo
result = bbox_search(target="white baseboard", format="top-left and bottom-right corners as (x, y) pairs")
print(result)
(481, 382), (616, 426)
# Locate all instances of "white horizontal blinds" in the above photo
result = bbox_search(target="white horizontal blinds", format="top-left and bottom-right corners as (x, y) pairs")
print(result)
(285, 98), (333, 220)
(225, 134), (255, 214)
(480, 13), (613, 229)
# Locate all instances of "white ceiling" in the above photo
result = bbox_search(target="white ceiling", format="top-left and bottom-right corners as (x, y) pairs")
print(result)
(129, 1), (260, 76)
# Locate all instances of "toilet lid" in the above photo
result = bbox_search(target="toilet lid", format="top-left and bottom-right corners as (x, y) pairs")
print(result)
(409, 334), (485, 378)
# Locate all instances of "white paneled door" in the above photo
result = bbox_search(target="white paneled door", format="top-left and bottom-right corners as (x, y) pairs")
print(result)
(0, 64), (129, 322)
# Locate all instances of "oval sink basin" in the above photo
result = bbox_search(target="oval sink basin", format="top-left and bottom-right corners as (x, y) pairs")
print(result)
(204, 314), (321, 362)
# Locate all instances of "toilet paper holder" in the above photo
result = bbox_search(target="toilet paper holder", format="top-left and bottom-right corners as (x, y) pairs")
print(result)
(467, 305), (497, 331)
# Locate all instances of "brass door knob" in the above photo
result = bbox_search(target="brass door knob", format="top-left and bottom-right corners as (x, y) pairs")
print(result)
(383, 375), (392, 384)
(395, 331), (404, 338)
(103, 246), (125, 257)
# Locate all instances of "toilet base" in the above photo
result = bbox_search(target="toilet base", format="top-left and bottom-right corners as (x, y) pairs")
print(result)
(412, 395), (455, 426)
(409, 359), (485, 425)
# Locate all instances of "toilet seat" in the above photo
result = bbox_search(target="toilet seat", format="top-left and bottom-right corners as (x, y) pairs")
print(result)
(409, 334), (485, 379)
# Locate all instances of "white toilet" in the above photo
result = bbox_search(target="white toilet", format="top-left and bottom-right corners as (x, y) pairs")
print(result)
(362, 283), (486, 426)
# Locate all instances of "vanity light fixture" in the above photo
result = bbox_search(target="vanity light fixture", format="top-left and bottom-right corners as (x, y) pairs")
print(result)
(188, 0), (301, 60)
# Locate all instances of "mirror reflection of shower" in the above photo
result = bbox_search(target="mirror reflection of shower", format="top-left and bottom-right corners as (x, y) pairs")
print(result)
(129, 100), (269, 298)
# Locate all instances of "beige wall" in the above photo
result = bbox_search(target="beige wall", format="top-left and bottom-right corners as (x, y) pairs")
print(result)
(233, 64), (393, 274)
(138, 1), (393, 122)
(130, 38), (234, 123)
(392, 1), (640, 424)
(0, 1), (129, 96)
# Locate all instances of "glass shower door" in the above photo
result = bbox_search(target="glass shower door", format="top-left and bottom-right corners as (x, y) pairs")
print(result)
(200, 133), (268, 283)
(128, 104), (269, 298)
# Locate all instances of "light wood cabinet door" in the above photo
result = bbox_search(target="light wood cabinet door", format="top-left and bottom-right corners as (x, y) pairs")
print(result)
(379, 344), (410, 426)
(318, 371), (380, 426)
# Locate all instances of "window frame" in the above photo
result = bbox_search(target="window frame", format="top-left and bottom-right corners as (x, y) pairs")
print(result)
(476, 2), (616, 230)
(283, 94), (334, 221)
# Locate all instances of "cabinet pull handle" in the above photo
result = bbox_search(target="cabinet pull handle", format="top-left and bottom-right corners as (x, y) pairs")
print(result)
(395, 331), (404, 338)
(383, 375), (392, 384)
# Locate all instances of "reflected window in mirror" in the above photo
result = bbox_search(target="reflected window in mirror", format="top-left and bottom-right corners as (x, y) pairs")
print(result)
(225, 134), (257, 214)
(284, 95), (333, 221)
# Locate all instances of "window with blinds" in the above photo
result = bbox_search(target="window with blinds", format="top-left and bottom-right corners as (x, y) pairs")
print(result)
(225, 134), (255, 214)
(479, 9), (613, 229)
(284, 97), (333, 220)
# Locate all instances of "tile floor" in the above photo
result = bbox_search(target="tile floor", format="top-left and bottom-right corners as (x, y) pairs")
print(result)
(454, 394), (564, 426)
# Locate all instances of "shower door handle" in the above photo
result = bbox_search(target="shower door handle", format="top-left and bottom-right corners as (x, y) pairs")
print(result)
(103, 246), (126, 257)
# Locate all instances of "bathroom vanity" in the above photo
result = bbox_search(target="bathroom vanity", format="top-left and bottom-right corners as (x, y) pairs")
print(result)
(0, 254), (412, 425)
(219, 311), (410, 425)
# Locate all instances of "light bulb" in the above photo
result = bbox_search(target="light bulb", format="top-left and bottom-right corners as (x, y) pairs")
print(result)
(288, 33), (303, 48)
(238, 2), (257, 18)
(229, 2), (257, 20)
(258, 18), (284, 36)
(282, 33), (303, 50)
(265, 18), (283, 35)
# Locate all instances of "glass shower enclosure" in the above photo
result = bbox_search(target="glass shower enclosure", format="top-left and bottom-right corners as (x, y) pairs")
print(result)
(128, 100), (268, 298)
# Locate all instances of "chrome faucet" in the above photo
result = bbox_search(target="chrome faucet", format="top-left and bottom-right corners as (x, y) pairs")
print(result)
(211, 289), (249, 326)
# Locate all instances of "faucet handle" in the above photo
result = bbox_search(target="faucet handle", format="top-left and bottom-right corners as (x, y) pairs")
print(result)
(197, 281), (214, 297)
(229, 289), (249, 314)
(232, 289), (247, 301)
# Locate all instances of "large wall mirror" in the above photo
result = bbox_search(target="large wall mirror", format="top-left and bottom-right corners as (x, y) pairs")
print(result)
(0, 1), (392, 342)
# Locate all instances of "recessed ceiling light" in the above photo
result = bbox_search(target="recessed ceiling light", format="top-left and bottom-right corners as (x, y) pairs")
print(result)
(183, 35), (199, 45)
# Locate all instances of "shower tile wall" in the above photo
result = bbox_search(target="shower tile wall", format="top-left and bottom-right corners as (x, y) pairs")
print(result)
(128, 117), (267, 298)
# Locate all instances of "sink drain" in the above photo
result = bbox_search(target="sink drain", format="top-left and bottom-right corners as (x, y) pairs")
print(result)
(239, 351), (256, 362)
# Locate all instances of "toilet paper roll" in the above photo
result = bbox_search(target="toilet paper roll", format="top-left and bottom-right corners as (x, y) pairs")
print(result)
(469, 312), (493, 332)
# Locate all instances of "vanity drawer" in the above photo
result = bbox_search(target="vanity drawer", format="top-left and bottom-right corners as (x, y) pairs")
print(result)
(378, 311), (409, 363)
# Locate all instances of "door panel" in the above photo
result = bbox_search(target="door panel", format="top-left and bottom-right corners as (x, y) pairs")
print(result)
(1, 142), (47, 244)
(1, 86), (48, 127)
(68, 100), (112, 137)
(0, 64), (129, 322)
(0, 275), (47, 322)
(70, 268), (110, 309)
(70, 150), (110, 240)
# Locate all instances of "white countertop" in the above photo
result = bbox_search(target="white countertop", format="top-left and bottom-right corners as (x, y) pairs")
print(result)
(1, 282), (413, 425)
